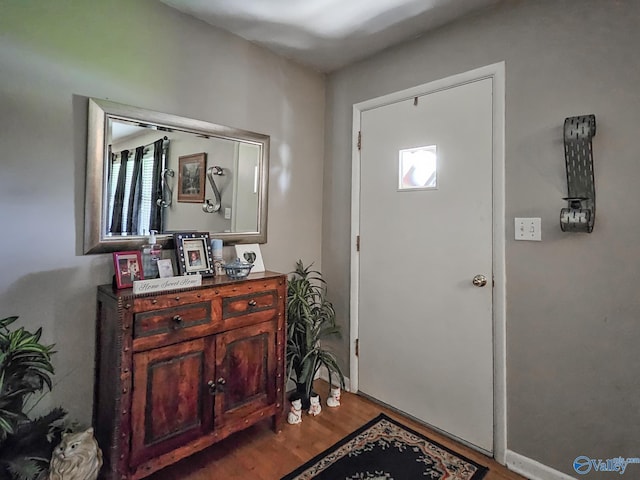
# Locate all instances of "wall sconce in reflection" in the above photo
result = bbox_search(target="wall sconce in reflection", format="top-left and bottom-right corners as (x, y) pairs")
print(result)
(202, 166), (223, 213)
(560, 114), (596, 233)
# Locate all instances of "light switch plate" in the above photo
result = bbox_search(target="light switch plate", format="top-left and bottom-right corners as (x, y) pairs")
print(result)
(515, 217), (541, 241)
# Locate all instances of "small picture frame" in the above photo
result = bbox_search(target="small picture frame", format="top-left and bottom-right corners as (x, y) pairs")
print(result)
(235, 243), (265, 273)
(178, 152), (206, 203)
(113, 251), (144, 289)
(174, 232), (215, 276)
(157, 259), (175, 278)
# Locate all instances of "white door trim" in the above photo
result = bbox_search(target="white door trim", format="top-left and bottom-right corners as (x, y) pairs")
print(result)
(349, 61), (507, 464)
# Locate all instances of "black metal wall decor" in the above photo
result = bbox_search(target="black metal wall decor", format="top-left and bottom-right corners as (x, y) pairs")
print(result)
(560, 114), (596, 233)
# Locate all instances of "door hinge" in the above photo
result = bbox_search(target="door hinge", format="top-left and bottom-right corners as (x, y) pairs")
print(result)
(357, 131), (361, 151)
(356, 235), (360, 252)
(355, 338), (359, 357)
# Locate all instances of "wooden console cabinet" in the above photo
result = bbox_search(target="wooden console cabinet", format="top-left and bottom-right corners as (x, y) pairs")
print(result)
(93, 272), (287, 480)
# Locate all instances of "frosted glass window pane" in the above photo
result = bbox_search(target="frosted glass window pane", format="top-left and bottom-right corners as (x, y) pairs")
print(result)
(398, 145), (437, 190)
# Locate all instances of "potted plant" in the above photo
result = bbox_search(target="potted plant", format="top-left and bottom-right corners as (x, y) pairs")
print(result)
(286, 261), (345, 409)
(0, 315), (67, 480)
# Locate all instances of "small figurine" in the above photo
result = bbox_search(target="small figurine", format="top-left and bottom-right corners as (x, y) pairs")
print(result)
(287, 398), (303, 424)
(327, 386), (341, 407)
(48, 427), (103, 480)
(308, 393), (322, 416)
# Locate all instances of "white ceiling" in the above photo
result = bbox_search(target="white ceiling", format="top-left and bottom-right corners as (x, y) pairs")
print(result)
(158, 0), (501, 72)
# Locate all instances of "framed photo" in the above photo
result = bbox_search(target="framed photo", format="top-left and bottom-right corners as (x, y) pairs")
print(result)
(178, 153), (206, 203)
(113, 250), (144, 289)
(157, 259), (175, 278)
(173, 232), (214, 276)
(235, 243), (265, 273)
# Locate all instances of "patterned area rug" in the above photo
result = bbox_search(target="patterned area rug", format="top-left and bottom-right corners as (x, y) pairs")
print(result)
(281, 413), (488, 480)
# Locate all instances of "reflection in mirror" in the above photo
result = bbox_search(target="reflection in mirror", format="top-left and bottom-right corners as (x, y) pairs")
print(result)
(84, 98), (269, 254)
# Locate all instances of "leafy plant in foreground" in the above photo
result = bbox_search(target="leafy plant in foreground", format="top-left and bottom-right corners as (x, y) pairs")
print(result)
(0, 316), (67, 480)
(286, 261), (345, 402)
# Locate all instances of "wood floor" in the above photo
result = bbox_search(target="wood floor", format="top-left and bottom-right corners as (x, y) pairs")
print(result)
(148, 381), (526, 480)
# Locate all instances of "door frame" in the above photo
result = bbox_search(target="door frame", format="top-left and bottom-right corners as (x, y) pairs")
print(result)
(349, 62), (506, 463)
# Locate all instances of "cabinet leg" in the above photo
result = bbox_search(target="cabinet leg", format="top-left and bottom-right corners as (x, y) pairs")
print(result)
(272, 412), (284, 433)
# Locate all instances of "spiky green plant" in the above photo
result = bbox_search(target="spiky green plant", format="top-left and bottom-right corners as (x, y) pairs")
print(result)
(286, 261), (345, 402)
(0, 316), (67, 480)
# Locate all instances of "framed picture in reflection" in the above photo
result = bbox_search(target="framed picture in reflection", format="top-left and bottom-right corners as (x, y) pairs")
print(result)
(178, 153), (206, 203)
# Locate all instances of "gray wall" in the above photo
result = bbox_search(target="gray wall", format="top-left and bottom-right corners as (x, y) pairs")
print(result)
(324, 0), (640, 476)
(0, 0), (325, 425)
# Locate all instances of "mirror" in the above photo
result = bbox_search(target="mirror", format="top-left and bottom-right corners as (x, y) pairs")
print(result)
(84, 98), (269, 254)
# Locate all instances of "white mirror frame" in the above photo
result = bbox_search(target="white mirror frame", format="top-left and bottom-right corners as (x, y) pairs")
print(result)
(84, 98), (270, 254)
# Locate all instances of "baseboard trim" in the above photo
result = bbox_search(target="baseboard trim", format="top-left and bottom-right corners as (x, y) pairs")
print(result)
(318, 366), (352, 392)
(505, 450), (576, 480)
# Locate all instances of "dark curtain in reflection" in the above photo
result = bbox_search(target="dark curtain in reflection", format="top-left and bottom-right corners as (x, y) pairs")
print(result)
(149, 138), (164, 232)
(126, 146), (144, 234)
(110, 149), (129, 234)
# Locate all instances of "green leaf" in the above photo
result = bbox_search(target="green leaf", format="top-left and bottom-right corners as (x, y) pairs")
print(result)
(6, 456), (46, 480)
(0, 414), (15, 434)
(0, 316), (19, 331)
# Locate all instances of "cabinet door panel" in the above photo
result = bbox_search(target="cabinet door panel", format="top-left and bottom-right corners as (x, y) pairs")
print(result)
(130, 338), (215, 467)
(215, 322), (276, 426)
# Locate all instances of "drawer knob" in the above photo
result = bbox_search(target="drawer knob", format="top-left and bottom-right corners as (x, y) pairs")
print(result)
(172, 315), (183, 329)
(248, 300), (257, 307)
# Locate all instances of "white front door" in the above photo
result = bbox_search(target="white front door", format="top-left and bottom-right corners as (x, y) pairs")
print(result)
(355, 75), (495, 453)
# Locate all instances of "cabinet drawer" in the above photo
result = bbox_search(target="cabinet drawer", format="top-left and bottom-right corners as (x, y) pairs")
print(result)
(131, 290), (208, 313)
(134, 302), (210, 338)
(133, 301), (220, 351)
(222, 290), (278, 330)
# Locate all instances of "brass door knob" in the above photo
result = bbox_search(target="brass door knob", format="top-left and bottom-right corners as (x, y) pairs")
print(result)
(472, 274), (487, 287)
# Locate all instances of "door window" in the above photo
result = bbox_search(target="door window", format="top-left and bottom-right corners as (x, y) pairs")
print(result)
(398, 145), (437, 190)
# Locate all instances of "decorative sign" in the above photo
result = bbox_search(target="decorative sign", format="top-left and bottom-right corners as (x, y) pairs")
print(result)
(133, 275), (202, 295)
